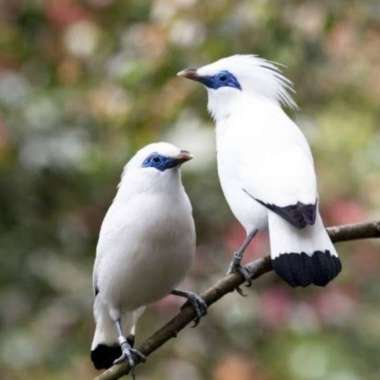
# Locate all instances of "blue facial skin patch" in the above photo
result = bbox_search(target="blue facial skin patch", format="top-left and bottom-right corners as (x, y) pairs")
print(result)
(198, 70), (241, 90)
(142, 153), (181, 171)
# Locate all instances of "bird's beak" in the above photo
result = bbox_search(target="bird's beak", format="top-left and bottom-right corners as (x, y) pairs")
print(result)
(177, 68), (200, 82)
(176, 150), (193, 164)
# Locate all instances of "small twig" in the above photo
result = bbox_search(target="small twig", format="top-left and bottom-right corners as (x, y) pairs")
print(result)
(95, 220), (380, 380)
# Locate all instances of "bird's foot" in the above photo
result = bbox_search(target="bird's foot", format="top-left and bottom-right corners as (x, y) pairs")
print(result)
(173, 289), (208, 327)
(185, 292), (208, 327)
(113, 339), (146, 368)
(227, 253), (253, 296)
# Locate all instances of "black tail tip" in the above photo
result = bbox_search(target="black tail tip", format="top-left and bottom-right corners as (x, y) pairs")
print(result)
(91, 344), (121, 370)
(272, 250), (342, 287)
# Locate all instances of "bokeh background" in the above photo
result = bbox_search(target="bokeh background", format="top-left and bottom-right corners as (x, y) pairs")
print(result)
(1, 1), (380, 379)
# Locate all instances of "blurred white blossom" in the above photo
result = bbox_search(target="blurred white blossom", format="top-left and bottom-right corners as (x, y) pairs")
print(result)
(165, 111), (214, 171)
(19, 130), (90, 168)
(151, 0), (198, 22)
(24, 97), (61, 130)
(169, 19), (206, 47)
(0, 72), (29, 107)
(64, 20), (100, 58)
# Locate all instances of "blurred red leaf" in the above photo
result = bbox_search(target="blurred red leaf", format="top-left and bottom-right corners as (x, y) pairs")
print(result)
(350, 242), (380, 278)
(44, 0), (89, 28)
(323, 198), (367, 225)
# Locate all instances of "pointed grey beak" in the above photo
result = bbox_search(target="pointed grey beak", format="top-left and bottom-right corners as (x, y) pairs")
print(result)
(176, 150), (193, 164)
(177, 68), (200, 81)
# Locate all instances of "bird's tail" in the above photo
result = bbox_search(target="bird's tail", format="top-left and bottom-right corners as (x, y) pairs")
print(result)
(268, 210), (342, 287)
(91, 298), (120, 370)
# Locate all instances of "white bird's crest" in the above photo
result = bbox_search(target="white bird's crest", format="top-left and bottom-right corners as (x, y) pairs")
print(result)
(195, 54), (297, 110)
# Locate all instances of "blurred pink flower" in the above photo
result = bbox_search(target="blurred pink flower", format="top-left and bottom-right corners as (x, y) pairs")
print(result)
(213, 354), (270, 380)
(224, 221), (245, 252)
(323, 198), (367, 225)
(258, 287), (293, 328)
(313, 285), (358, 325)
(326, 20), (357, 61)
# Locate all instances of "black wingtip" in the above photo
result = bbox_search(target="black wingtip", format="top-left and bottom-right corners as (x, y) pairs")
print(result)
(254, 197), (317, 229)
(271, 250), (342, 287)
(91, 344), (121, 370)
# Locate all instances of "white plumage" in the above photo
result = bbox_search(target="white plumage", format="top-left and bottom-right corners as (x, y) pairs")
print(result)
(178, 54), (341, 287)
(91, 142), (198, 369)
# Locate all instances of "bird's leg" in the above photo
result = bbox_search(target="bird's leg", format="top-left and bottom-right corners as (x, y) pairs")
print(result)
(113, 319), (146, 371)
(227, 229), (258, 293)
(171, 289), (208, 327)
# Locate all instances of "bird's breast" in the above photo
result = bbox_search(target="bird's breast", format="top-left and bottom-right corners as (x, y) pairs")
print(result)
(95, 190), (195, 311)
(216, 121), (268, 232)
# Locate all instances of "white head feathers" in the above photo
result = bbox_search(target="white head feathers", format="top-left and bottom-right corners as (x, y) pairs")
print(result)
(179, 54), (297, 111)
(126, 142), (184, 169)
(118, 142), (192, 193)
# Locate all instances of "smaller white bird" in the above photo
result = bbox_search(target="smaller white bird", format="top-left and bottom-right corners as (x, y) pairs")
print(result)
(91, 142), (207, 371)
(178, 55), (341, 288)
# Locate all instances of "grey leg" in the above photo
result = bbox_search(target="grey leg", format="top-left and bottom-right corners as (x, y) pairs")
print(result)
(113, 319), (146, 370)
(171, 289), (207, 327)
(227, 230), (258, 290)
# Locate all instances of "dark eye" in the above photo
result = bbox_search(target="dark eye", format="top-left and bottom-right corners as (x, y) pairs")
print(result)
(152, 156), (160, 163)
(218, 74), (227, 81)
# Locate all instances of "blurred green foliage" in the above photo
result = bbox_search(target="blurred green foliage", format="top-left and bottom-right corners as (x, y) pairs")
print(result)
(0, 1), (380, 379)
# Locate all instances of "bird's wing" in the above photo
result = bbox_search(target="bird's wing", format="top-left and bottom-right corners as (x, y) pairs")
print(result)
(92, 173), (142, 295)
(92, 200), (133, 294)
(239, 112), (318, 229)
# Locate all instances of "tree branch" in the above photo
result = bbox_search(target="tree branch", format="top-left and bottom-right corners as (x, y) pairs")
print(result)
(95, 220), (380, 380)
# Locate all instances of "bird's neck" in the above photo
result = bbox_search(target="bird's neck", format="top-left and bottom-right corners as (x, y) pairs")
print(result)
(207, 91), (272, 124)
(116, 170), (183, 202)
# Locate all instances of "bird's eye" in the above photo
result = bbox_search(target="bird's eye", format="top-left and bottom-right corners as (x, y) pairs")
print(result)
(218, 74), (227, 81)
(153, 156), (161, 163)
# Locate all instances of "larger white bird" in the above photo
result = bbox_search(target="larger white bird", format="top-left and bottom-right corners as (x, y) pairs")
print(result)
(91, 142), (207, 371)
(178, 55), (341, 287)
